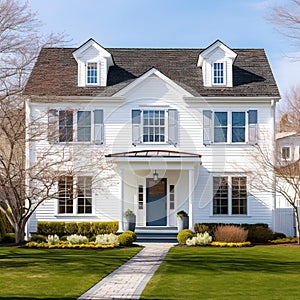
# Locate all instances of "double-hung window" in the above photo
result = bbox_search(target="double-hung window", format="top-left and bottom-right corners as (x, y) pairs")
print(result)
(49, 109), (104, 144)
(203, 110), (257, 145)
(143, 110), (165, 142)
(132, 109), (178, 145)
(213, 176), (247, 215)
(77, 111), (91, 142)
(58, 176), (93, 214)
(87, 62), (98, 84)
(281, 146), (291, 161)
(59, 111), (73, 142)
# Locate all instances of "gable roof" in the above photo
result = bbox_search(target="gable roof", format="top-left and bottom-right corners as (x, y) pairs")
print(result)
(24, 46), (280, 98)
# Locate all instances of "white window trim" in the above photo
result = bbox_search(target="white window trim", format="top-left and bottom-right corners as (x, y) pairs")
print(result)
(141, 108), (169, 144)
(281, 145), (292, 161)
(212, 175), (249, 216)
(212, 60), (226, 86)
(212, 110), (249, 144)
(55, 175), (94, 216)
(85, 61), (100, 86)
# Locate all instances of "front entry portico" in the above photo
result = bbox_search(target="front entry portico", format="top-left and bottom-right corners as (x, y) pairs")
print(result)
(106, 150), (202, 231)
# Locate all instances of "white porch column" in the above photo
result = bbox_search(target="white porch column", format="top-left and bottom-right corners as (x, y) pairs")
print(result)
(188, 168), (194, 230)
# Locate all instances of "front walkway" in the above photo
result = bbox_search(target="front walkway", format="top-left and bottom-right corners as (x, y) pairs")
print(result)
(77, 243), (174, 300)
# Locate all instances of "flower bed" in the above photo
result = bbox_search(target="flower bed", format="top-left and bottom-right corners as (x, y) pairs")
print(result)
(211, 241), (251, 247)
(26, 241), (116, 249)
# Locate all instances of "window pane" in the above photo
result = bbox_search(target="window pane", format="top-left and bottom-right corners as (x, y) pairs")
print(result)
(87, 63), (97, 84)
(214, 112), (227, 126)
(213, 177), (228, 215)
(59, 111), (73, 142)
(232, 177), (247, 215)
(58, 176), (73, 214)
(232, 112), (245, 143)
(77, 111), (91, 142)
(77, 177), (92, 214)
(142, 110), (165, 143)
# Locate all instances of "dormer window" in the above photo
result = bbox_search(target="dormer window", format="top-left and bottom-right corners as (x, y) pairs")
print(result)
(72, 38), (113, 87)
(87, 62), (98, 84)
(197, 40), (237, 88)
(213, 62), (225, 85)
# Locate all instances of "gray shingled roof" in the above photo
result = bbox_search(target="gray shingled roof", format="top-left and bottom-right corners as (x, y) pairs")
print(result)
(24, 47), (280, 98)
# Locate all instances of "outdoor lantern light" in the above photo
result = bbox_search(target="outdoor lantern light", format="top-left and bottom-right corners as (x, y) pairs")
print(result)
(153, 170), (159, 182)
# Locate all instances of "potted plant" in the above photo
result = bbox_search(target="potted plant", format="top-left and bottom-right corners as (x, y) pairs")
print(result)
(176, 210), (189, 232)
(124, 209), (136, 232)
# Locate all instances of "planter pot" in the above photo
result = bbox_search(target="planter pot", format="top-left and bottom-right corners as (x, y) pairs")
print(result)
(124, 215), (136, 232)
(177, 216), (189, 232)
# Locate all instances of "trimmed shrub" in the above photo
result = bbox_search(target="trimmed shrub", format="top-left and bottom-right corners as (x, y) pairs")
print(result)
(177, 229), (194, 245)
(30, 234), (47, 243)
(77, 222), (92, 237)
(1, 233), (15, 243)
(194, 224), (209, 234)
(0, 211), (13, 239)
(67, 234), (89, 244)
(37, 222), (65, 237)
(60, 235), (68, 241)
(186, 232), (212, 246)
(92, 222), (119, 235)
(272, 232), (286, 240)
(37, 221), (119, 238)
(65, 223), (78, 235)
(123, 230), (137, 242)
(214, 225), (248, 243)
(247, 226), (274, 243)
(118, 232), (134, 246)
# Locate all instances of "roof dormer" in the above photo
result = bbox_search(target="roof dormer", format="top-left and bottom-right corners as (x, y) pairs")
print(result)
(72, 38), (114, 87)
(197, 40), (237, 88)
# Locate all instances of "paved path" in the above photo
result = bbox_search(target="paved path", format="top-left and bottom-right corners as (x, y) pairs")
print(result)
(77, 243), (174, 300)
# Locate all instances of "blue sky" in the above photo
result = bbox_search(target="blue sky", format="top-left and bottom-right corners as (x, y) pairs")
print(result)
(28, 0), (300, 104)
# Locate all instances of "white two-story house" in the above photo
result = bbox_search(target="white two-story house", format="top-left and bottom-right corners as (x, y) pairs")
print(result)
(24, 39), (281, 235)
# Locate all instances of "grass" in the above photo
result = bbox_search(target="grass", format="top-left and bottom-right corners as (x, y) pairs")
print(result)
(0, 246), (141, 300)
(141, 246), (300, 300)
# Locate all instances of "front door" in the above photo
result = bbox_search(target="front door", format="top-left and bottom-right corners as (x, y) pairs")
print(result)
(146, 178), (167, 226)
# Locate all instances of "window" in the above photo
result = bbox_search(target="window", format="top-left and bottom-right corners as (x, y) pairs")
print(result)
(58, 176), (73, 214)
(213, 176), (247, 215)
(213, 62), (224, 84)
(138, 185), (143, 209)
(77, 111), (91, 142)
(87, 62), (98, 84)
(204, 110), (257, 145)
(49, 109), (104, 144)
(59, 111), (73, 142)
(281, 146), (291, 160)
(232, 177), (247, 214)
(77, 177), (92, 214)
(169, 185), (175, 210)
(143, 110), (165, 142)
(58, 176), (92, 214)
(213, 177), (228, 214)
(132, 109), (178, 145)
(232, 112), (245, 143)
(214, 112), (228, 143)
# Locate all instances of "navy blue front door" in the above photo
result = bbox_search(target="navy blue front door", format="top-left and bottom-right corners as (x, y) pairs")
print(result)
(146, 178), (167, 226)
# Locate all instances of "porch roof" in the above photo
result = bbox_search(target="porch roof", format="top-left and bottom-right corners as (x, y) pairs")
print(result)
(106, 149), (202, 158)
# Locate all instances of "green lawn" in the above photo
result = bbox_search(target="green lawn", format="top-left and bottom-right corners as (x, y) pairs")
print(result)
(141, 246), (300, 300)
(0, 246), (140, 300)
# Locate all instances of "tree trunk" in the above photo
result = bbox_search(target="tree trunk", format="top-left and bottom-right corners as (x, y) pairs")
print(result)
(14, 222), (26, 244)
(293, 206), (300, 245)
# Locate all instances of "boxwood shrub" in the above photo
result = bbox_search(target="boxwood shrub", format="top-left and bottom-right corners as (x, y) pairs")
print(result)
(177, 229), (194, 245)
(37, 221), (119, 238)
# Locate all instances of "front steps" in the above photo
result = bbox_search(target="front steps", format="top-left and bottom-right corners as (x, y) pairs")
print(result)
(135, 226), (178, 243)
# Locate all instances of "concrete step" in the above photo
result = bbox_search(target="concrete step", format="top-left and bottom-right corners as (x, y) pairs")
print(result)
(135, 227), (178, 243)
